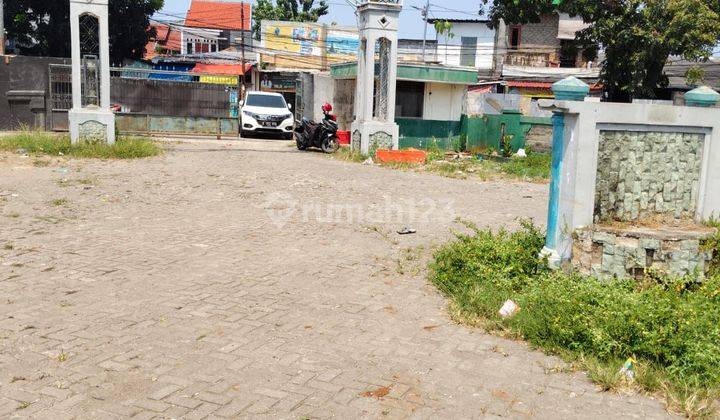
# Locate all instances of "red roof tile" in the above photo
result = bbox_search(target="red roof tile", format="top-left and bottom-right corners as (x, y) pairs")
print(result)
(185, 1), (251, 31)
(144, 23), (182, 60)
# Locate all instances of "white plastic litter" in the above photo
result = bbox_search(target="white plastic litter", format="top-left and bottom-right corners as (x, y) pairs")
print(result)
(515, 149), (527, 158)
(498, 299), (520, 318)
(362, 158), (374, 165)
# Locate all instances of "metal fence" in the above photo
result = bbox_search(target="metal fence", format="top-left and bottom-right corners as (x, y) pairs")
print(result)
(46, 66), (242, 136)
(48, 64), (72, 130)
(109, 67), (240, 118)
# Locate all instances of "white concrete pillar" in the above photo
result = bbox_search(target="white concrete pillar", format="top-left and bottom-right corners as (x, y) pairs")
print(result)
(70, 6), (82, 110)
(385, 39), (398, 123)
(355, 38), (366, 121)
(350, 1), (402, 153)
(362, 34), (376, 122)
(68, 0), (115, 145)
(99, 11), (111, 108)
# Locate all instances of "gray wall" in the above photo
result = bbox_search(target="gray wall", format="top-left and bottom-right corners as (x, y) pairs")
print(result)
(0, 55), (71, 130)
(517, 14), (560, 50)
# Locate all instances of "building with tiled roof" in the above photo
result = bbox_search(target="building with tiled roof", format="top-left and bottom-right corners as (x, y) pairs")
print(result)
(181, 0), (253, 55)
(143, 23), (182, 60)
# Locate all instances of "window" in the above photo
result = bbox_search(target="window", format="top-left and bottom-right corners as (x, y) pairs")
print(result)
(395, 81), (424, 118)
(560, 40), (579, 68)
(510, 26), (521, 50)
(460, 37), (477, 67)
(245, 94), (287, 109)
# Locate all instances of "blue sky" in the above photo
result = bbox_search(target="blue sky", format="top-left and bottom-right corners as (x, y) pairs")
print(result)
(157, 0), (483, 39)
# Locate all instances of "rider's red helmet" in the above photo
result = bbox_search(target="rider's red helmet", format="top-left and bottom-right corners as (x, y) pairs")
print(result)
(322, 103), (333, 113)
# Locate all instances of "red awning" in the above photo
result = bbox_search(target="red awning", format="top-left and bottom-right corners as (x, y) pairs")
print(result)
(191, 63), (252, 76)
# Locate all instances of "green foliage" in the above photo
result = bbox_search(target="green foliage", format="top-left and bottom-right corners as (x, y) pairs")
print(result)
(450, 135), (467, 153)
(430, 222), (720, 413)
(500, 135), (513, 157)
(4, 0), (163, 64)
(685, 65), (706, 87)
(0, 132), (162, 159)
(425, 139), (445, 162)
(253, 0), (330, 40)
(500, 152), (551, 179)
(482, 0), (720, 102)
(433, 20), (455, 39)
(702, 217), (720, 276)
(434, 20), (455, 63)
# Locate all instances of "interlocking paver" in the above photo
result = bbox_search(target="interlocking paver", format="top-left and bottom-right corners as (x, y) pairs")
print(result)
(0, 139), (676, 418)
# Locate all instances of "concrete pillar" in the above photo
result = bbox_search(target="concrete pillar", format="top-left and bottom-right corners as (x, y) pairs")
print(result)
(541, 76), (590, 268)
(350, 0), (402, 155)
(355, 38), (366, 122)
(362, 34), (376, 122)
(0, 0), (5, 55)
(385, 39), (398, 123)
(68, 0), (115, 145)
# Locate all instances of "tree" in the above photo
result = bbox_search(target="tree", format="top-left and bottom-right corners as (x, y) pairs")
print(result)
(4, 0), (164, 65)
(252, 0), (330, 40)
(481, 0), (720, 102)
(433, 20), (455, 64)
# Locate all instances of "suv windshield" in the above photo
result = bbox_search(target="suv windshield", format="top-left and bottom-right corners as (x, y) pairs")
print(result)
(246, 94), (287, 108)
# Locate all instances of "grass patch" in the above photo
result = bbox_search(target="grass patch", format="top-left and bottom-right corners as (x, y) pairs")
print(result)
(430, 221), (720, 417)
(332, 146), (367, 163)
(331, 145), (550, 182)
(0, 131), (162, 159)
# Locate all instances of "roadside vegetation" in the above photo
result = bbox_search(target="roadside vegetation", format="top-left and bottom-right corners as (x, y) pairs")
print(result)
(429, 220), (720, 417)
(332, 144), (551, 183)
(0, 131), (161, 159)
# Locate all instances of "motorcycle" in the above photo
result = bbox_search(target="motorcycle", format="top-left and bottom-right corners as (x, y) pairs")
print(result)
(295, 103), (340, 154)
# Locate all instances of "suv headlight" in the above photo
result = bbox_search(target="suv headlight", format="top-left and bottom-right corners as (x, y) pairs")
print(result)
(243, 111), (258, 119)
(284, 113), (294, 121)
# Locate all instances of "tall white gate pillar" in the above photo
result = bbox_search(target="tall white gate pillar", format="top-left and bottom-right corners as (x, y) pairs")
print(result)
(350, 0), (401, 155)
(69, 0), (115, 144)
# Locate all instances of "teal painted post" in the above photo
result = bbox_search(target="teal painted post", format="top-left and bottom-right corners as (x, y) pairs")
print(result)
(545, 111), (564, 249)
(544, 76), (589, 256)
(684, 86), (720, 107)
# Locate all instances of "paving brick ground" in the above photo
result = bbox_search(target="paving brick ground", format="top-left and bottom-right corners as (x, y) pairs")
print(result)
(0, 139), (674, 419)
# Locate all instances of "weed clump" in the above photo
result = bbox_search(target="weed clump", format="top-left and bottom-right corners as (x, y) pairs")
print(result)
(430, 220), (720, 416)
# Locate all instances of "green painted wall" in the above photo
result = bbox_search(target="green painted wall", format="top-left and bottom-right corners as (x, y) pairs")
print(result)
(397, 118), (463, 150)
(396, 111), (552, 152)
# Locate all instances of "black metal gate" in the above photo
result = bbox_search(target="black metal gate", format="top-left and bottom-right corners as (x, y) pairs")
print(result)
(48, 64), (72, 131)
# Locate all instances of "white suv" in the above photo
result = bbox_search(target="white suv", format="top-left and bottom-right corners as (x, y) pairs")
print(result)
(240, 91), (295, 139)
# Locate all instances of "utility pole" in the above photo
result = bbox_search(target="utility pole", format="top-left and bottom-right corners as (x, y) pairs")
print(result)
(421, 0), (430, 62)
(240, 3), (246, 99)
(1, 0), (5, 56)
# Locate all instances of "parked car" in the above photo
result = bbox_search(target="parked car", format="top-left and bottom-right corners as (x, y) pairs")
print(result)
(240, 91), (294, 139)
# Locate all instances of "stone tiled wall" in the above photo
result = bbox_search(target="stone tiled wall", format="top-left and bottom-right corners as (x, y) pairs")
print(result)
(573, 227), (713, 279)
(595, 130), (704, 222)
(78, 120), (108, 144)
